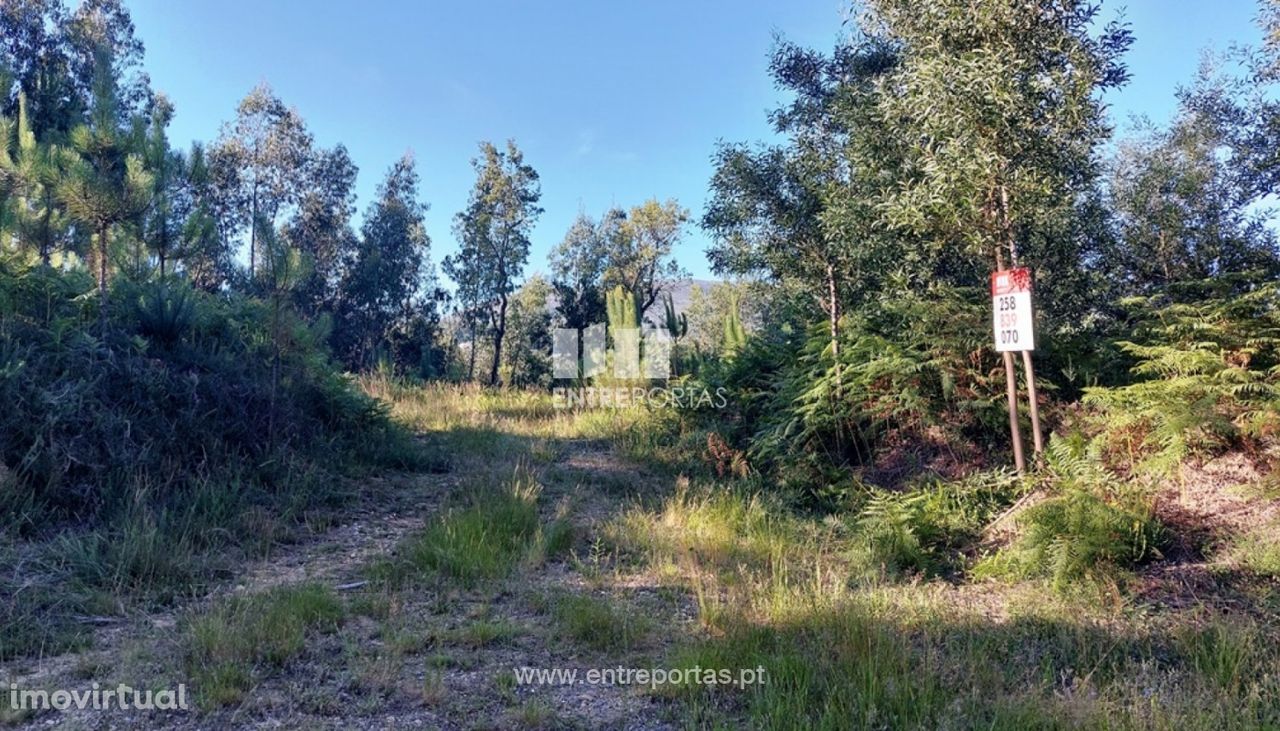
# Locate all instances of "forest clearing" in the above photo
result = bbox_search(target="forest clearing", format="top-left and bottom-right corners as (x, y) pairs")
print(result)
(3, 0), (1280, 728)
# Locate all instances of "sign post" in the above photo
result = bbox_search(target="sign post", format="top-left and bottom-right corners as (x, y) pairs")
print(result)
(991, 267), (1042, 472)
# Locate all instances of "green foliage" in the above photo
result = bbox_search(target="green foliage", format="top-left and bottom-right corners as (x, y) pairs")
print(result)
(502, 275), (553, 387)
(551, 592), (650, 652)
(854, 469), (1026, 577)
(721, 289), (747, 357)
(733, 285), (1004, 502)
(975, 441), (1166, 590)
(1177, 619), (1260, 693)
(0, 252), (409, 527)
(662, 291), (687, 342)
(602, 198), (689, 319)
(1108, 105), (1280, 291)
(605, 284), (638, 332)
(333, 153), (442, 374)
(134, 279), (195, 343)
(445, 140), (542, 385)
(1083, 283), (1280, 475)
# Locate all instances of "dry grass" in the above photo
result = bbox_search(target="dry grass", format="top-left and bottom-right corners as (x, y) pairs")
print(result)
(9, 383), (1278, 729)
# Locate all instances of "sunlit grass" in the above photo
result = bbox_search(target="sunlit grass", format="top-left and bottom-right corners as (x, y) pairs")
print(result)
(370, 466), (543, 587)
(356, 381), (1280, 729)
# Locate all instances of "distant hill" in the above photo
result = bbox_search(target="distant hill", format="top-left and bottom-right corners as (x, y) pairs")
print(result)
(661, 279), (718, 316)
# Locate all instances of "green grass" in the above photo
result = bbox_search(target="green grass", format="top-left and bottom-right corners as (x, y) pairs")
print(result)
(1176, 618), (1260, 693)
(450, 618), (521, 648)
(370, 468), (542, 587)
(1226, 524), (1280, 577)
(182, 583), (345, 707)
(8, 380), (1269, 728)
(551, 592), (651, 652)
(663, 590), (1280, 730)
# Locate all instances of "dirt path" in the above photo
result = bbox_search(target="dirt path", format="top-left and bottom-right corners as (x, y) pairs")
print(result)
(2, 435), (687, 730)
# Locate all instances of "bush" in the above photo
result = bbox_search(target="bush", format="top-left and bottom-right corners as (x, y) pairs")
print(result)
(974, 439), (1166, 589)
(703, 284), (1010, 505)
(974, 487), (1164, 590)
(0, 255), (420, 657)
(0, 257), (410, 527)
(853, 469), (1025, 577)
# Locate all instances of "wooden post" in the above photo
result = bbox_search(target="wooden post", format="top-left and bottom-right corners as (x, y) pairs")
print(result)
(1021, 349), (1043, 458)
(995, 239), (1026, 474)
(1000, 184), (1043, 461)
(1003, 350), (1026, 474)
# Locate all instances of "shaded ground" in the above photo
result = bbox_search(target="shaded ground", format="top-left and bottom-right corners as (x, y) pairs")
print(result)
(0, 423), (687, 730)
(3, 386), (1280, 730)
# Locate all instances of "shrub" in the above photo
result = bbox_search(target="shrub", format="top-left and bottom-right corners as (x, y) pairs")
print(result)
(853, 469), (1025, 577)
(0, 254), (411, 526)
(974, 486), (1164, 590)
(707, 284), (1009, 504)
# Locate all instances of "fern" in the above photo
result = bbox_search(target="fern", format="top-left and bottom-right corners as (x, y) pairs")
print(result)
(1084, 283), (1280, 474)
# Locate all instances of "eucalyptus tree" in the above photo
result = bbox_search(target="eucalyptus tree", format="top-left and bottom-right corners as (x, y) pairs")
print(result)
(705, 39), (898, 392)
(335, 153), (433, 370)
(140, 92), (189, 276)
(442, 242), (485, 380)
(503, 274), (553, 387)
(858, 0), (1131, 462)
(210, 83), (313, 278)
(1108, 108), (1280, 294)
(65, 0), (150, 119)
(449, 140), (542, 385)
(283, 144), (359, 317)
(604, 198), (688, 322)
(179, 142), (232, 291)
(862, 0), (1131, 314)
(549, 211), (609, 331)
(1, 0), (83, 137)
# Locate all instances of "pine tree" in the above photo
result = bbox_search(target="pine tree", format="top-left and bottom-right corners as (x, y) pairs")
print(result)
(0, 92), (69, 264)
(57, 46), (151, 327)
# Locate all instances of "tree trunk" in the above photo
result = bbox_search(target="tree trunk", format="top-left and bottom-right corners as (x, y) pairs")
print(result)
(97, 224), (109, 332)
(827, 262), (841, 398)
(40, 202), (52, 266)
(489, 295), (508, 386)
(467, 313), (477, 381)
(249, 186), (258, 276)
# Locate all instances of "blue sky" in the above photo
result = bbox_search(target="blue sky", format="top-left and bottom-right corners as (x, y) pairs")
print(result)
(127, 0), (1266, 283)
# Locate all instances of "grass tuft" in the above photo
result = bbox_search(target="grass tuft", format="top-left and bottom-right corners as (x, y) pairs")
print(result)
(182, 583), (345, 707)
(371, 467), (541, 587)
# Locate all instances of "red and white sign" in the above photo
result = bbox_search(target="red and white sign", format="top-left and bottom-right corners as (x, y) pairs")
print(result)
(991, 268), (1034, 352)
